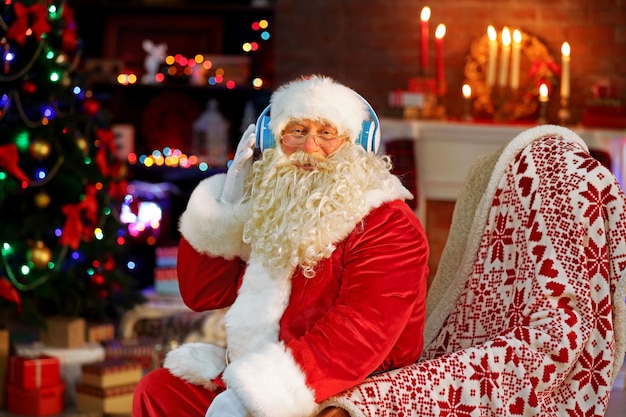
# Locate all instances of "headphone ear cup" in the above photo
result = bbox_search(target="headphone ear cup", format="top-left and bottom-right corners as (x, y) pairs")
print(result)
(255, 110), (275, 152)
(356, 120), (380, 153)
(353, 93), (380, 154)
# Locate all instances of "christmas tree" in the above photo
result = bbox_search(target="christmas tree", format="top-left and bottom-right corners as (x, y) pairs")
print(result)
(0, 0), (143, 329)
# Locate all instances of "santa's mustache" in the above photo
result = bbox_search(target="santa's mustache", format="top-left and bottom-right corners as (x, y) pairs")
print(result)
(280, 150), (327, 169)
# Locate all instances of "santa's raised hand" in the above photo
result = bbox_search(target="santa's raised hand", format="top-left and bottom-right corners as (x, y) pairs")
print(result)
(220, 124), (256, 204)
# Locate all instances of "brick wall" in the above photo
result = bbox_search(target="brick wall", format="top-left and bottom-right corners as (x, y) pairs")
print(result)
(274, 0), (626, 124)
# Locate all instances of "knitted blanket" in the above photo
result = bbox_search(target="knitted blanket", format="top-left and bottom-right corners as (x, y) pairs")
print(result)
(322, 125), (626, 416)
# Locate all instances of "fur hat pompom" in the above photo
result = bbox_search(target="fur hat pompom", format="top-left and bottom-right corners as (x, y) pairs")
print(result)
(268, 75), (369, 142)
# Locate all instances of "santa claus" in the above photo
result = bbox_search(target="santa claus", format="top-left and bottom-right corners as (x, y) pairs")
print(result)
(133, 75), (430, 417)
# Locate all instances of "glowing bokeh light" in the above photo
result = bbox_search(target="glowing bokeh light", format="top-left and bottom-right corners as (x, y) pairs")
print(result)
(252, 78), (263, 89)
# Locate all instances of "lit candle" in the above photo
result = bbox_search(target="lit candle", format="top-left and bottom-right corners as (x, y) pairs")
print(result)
(462, 84), (472, 121)
(462, 84), (472, 98)
(560, 42), (570, 99)
(510, 29), (522, 90)
(539, 83), (549, 102)
(538, 83), (549, 124)
(498, 27), (511, 88)
(420, 6), (431, 75)
(435, 23), (446, 94)
(486, 25), (498, 88)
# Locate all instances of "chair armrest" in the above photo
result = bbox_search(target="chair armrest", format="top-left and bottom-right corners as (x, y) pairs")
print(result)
(316, 406), (350, 417)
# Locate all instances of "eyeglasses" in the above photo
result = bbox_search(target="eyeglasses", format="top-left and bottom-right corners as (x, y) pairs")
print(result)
(280, 132), (345, 148)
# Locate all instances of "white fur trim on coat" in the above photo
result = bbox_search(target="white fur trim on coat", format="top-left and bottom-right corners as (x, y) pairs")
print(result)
(224, 254), (293, 361)
(163, 343), (226, 390)
(363, 175), (413, 210)
(178, 174), (251, 260)
(223, 342), (318, 417)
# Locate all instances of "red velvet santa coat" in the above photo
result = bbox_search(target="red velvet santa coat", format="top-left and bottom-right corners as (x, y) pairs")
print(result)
(164, 171), (429, 417)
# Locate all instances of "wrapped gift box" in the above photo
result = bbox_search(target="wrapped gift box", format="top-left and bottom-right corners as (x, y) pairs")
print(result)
(103, 337), (156, 371)
(154, 267), (180, 296)
(0, 328), (9, 408)
(40, 316), (86, 348)
(7, 382), (65, 416)
(85, 322), (115, 343)
(76, 382), (136, 414)
(7, 355), (61, 389)
(0, 377), (5, 410)
(81, 359), (142, 388)
(154, 246), (180, 296)
(16, 342), (106, 405)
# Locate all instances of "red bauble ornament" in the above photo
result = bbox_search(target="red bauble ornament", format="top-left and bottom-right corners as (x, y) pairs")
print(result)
(104, 256), (115, 271)
(90, 272), (105, 286)
(22, 80), (37, 94)
(83, 98), (100, 116)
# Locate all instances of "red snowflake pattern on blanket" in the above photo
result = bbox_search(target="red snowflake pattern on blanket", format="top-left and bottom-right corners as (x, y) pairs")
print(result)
(329, 134), (626, 416)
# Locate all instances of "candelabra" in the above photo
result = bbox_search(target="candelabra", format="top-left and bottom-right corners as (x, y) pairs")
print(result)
(491, 86), (514, 122)
(461, 84), (473, 121)
(537, 83), (549, 124)
(462, 97), (472, 121)
(537, 98), (548, 124)
(558, 97), (571, 125)
(463, 30), (557, 124)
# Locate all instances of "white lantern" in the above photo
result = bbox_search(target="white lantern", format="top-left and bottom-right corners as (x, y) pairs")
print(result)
(192, 99), (230, 166)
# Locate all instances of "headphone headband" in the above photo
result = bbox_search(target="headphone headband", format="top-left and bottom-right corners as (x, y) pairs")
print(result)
(255, 94), (380, 153)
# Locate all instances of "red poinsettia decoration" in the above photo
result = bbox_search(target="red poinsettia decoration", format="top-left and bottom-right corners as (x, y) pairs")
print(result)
(0, 143), (29, 183)
(0, 276), (22, 313)
(528, 59), (560, 79)
(59, 184), (99, 250)
(6, 3), (51, 45)
(61, 4), (77, 53)
(94, 128), (117, 176)
(94, 128), (128, 200)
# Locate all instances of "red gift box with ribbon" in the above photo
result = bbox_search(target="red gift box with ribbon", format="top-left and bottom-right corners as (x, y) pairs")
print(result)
(7, 382), (65, 416)
(8, 355), (61, 390)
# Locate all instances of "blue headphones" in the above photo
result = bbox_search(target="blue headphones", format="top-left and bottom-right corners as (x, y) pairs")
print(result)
(255, 93), (381, 153)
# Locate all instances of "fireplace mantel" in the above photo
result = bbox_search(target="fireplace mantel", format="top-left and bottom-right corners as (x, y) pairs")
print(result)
(379, 119), (626, 218)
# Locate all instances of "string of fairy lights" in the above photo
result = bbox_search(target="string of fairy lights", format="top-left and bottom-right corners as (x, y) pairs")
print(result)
(117, 18), (271, 89)
(122, 18), (272, 171)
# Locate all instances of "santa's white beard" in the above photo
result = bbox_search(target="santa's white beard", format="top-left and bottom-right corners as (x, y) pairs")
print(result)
(242, 144), (394, 278)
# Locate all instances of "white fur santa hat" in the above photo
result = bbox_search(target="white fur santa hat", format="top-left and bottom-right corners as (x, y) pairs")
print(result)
(267, 75), (369, 142)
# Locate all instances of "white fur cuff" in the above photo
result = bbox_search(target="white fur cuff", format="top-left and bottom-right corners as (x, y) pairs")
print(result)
(178, 174), (251, 259)
(163, 342), (227, 390)
(223, 343), (318, 417)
